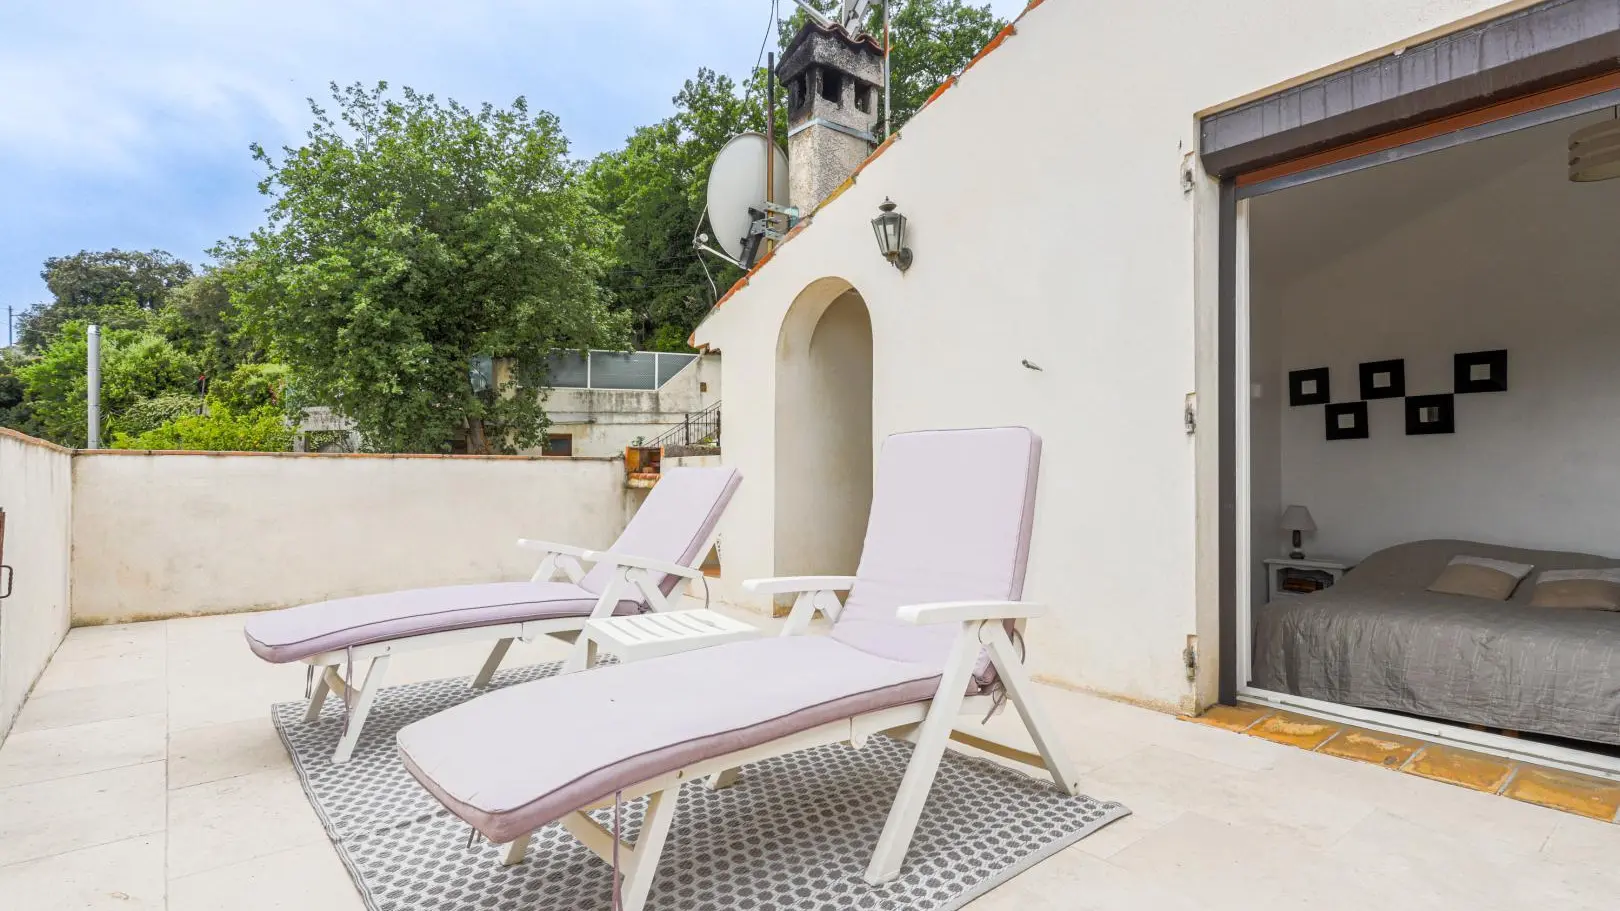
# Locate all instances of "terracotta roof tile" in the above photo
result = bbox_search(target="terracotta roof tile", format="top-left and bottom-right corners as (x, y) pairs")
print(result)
(851, 132), (900, 179)
(814, 174), (859, 215)
(922, 75), (958, 109)
(966, 23), (1017, 71)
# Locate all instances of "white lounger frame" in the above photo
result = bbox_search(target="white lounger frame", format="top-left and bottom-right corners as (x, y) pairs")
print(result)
(498, 577), (1081, 909)
(303, 537), (713, 763)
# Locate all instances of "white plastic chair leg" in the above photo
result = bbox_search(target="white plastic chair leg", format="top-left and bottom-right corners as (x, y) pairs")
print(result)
(330, 654), (391, 764)
(984, 623), (1082, 795)
(501, 833), (532, 866)
(704, 768), (741, 790)
(620, 787), (680, 911)
(472, 638), (514, 688)
(303, 667), (332, 722)
(862, 625), (978, 885)
(563, 634), (598, 674)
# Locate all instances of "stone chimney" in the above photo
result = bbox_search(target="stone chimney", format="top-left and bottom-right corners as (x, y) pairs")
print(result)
(778, 22), (884, 212)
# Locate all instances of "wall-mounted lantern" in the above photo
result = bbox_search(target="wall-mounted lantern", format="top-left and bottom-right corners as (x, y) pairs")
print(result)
(870, 198), (913, 272)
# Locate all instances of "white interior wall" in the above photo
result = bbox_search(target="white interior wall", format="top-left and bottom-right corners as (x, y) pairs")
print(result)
(694, 0), (1510, 711)
(70, 452), (636, 624)
(1248, 258), (1285, 603)
(0, 431), (73, 745)
(1250, 113), (1620, 565)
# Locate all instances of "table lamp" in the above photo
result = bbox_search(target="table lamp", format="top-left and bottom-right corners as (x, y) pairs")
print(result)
(1281, 505), (1316, 559)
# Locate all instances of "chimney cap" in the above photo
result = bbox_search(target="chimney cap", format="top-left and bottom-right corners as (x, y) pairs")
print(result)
(779, 20), (884, 83)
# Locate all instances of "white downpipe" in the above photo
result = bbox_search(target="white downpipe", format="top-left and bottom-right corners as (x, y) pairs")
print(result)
(86, 324), (101, 450)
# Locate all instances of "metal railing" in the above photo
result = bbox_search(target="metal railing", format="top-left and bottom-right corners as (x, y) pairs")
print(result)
(651, 400), (721, 449)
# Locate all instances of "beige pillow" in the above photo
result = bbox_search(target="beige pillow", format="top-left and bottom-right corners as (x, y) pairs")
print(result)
(1529, 569), (1620, 610)
(1427, 555), (1534, 600)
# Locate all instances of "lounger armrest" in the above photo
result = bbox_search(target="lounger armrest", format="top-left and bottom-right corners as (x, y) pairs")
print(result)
(580, 549), (705, 580)
(742, 576), (858, 595)
(897, 601), (1046, 625)
(516, 538), (591, 559)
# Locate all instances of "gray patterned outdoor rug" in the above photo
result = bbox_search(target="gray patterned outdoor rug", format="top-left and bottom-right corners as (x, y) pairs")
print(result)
(273, 661), (1129, 911)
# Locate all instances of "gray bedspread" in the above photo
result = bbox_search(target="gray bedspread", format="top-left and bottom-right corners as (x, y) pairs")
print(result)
(1252, 539), (1620, 746)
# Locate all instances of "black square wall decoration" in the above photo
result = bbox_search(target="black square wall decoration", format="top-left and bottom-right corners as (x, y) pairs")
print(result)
(1288, 367), (1331, 406)
(1324, 402), (1369, 440)
(1405, 394), (1456, 435)
(1359, 359), (1406, 400)
(1455, 349), (1508, 393)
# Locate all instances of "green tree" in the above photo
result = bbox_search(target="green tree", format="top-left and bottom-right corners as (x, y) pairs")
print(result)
(588, 0), (1003, 350)
(209, 362), (289, 412)
(17, 249), (194, 351)
(17, 323), (200, 447)
(0, 349), (42, 437)
(584, 69), (767, 350)
(151, 268), (266, 381)
(224, 82), (624, 454)
(116, 392), (205, 438)
(111, 404), (293, 452)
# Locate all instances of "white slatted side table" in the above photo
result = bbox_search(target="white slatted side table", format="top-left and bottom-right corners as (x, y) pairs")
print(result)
(584, 609), (761, 663)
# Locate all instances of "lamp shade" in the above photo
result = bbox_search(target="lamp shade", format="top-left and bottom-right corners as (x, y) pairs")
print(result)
(1280, 505), (1316, 533)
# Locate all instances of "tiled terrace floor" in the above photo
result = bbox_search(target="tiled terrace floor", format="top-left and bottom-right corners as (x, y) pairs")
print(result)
(4, 609), (1620, 910)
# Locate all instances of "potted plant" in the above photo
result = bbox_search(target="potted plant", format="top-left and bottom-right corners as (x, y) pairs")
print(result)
(624, 436), (662, 474)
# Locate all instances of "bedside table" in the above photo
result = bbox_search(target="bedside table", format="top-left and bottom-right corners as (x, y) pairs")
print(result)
(1263, 556), (1351, 602)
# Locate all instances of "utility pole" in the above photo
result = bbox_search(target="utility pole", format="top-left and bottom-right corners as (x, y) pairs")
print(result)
(86, 324), (101, 449)
(6, 305), (11, 348)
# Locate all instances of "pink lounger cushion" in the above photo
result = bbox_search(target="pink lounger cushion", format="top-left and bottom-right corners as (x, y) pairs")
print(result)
(243, 466), (741, 663)
(398, 427), (1041, 843)
(830, 427), (1040, 679)
(243, 581), (632, 663)
(398, 635), (942, 844)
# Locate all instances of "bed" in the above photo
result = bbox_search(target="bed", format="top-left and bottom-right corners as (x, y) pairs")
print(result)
(1251, 538), (1620, 746)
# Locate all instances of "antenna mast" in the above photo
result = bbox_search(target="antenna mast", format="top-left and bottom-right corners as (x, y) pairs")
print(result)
(883, 0), (891, 138)
(766, 51), (777, 255)
(833, 1), (888, 137)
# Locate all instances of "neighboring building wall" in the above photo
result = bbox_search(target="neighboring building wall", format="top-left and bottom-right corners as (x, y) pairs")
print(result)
(539, 355), (721, 457)
(70, 452), (635, 624)
(693, 0), (1506, 711)
(0, 430), (73, 745)
(1252, 119), (1620, 563)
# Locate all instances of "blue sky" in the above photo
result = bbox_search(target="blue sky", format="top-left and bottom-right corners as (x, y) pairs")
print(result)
(0, 0), (1023, 327)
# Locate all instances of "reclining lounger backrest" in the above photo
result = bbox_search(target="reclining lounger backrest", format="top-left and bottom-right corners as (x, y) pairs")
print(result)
(829, 427), (1041, 678)
(579, 466), (742, 600)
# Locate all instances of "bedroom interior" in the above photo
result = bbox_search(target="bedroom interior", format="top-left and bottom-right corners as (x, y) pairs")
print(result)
(1239, 103), (1620, 772)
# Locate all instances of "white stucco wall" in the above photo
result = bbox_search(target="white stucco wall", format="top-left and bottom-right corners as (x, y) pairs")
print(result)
(774, 290), (874, 585)
(694, 0), (1511, 711)
(70, 452), (635, 624)
(0, 431), (73, 744)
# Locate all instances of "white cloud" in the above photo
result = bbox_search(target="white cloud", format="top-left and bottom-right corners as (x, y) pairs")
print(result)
(0, 0), (1029, 303)
(0, 0), (791, 175)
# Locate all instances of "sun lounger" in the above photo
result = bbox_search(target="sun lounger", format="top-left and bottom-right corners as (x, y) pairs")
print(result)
(244, 466), (741, 762)
(397, 428), (1079, 908)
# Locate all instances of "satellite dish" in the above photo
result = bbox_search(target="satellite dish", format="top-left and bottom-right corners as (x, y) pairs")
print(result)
(705, 132), (789, 261)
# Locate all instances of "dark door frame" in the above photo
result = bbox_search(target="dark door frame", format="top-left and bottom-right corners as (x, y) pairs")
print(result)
(1208, 1), (1620, 705)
